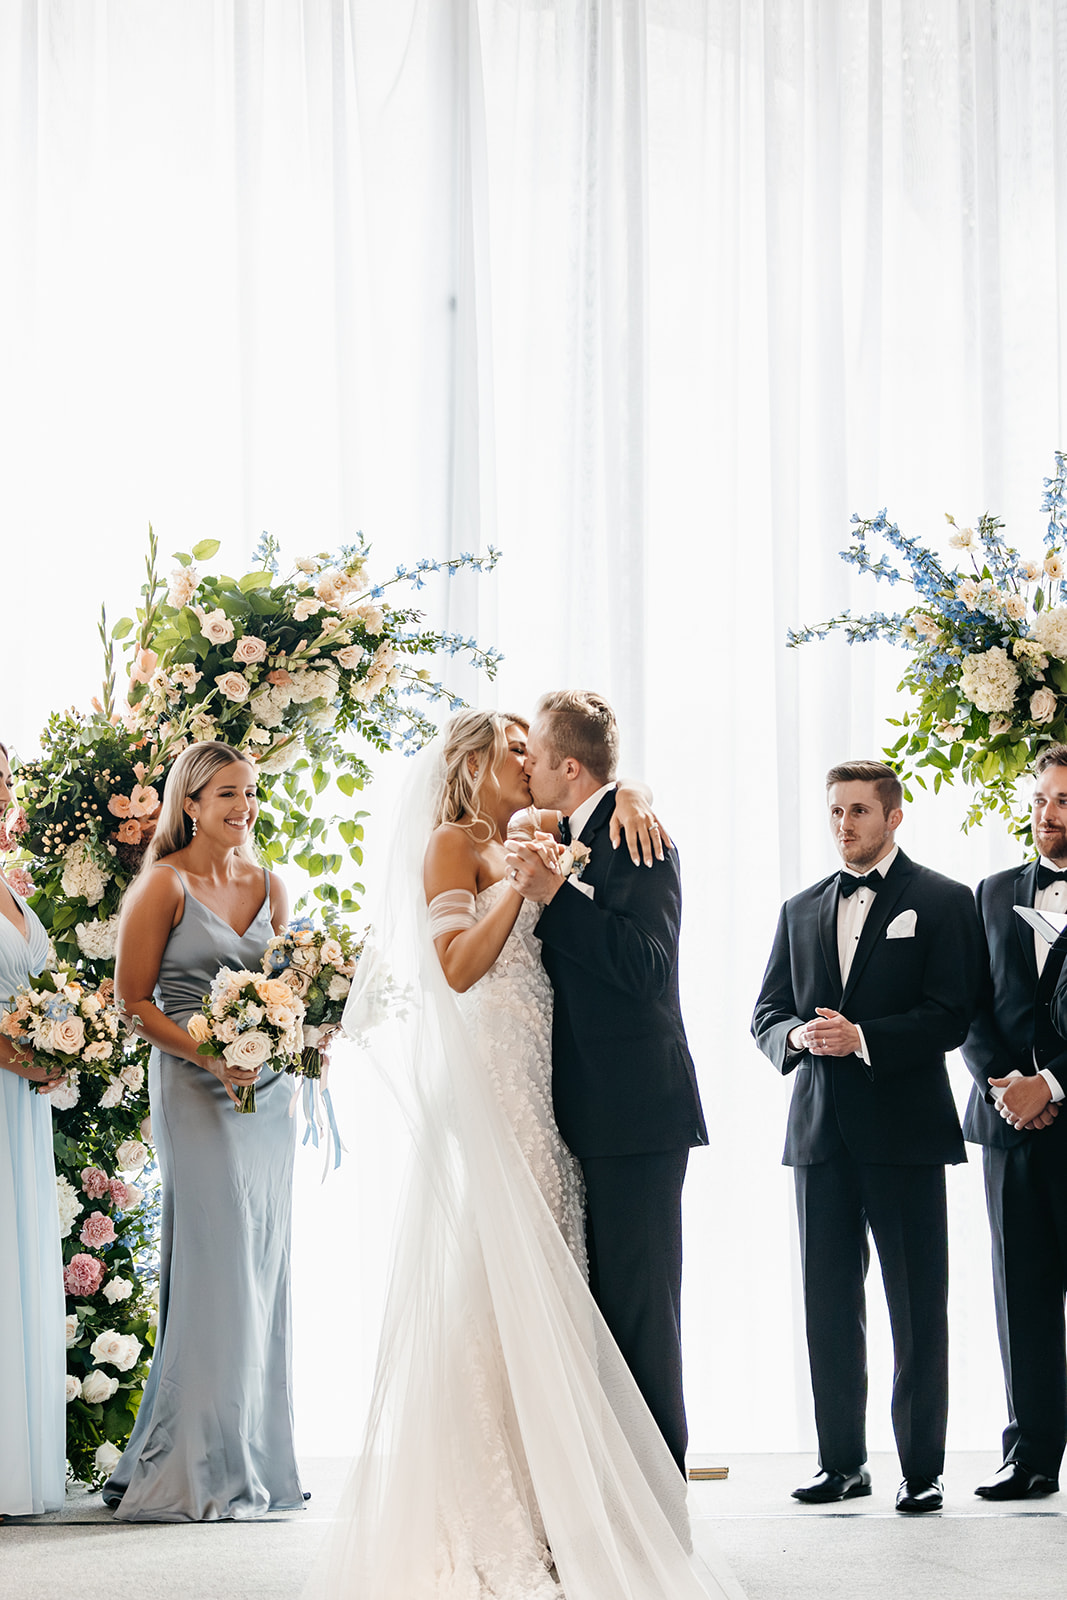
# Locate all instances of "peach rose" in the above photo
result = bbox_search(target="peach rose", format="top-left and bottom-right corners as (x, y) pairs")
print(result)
(253, 977), (294, 1007)
(215, 671), (250, 702)
(186, 1013), (212, 1044)
(233, 635), (268, 664)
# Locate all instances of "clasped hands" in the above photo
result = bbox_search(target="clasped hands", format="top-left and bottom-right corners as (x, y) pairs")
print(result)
(989, 1072), (1059, 1131)
(505, 832), (567, 904)
(793, 1007), (862, 1058)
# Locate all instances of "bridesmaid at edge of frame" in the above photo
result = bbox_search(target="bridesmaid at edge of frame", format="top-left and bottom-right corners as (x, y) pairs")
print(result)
(0, 738), (67, 1519)
(102, 740), (305, 1522)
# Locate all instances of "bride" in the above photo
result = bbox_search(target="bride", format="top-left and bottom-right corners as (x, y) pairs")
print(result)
(315, 710), (744, 1600)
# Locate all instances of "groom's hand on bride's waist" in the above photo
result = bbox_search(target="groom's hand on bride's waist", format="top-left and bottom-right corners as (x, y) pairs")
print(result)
(504, 838), (564, 904)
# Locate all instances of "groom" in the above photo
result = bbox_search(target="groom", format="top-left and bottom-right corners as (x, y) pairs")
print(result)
(506, 690), (707, 1475)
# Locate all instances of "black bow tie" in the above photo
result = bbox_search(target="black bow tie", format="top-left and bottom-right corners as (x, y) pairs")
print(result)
(558, 816), (571, 845)
(1037, 864), (1067, 890)
(839, 870), (880, 898)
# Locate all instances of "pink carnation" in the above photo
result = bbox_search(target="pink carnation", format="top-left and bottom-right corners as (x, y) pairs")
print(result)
(6, 866), (33, 897)
(108, 1178), (132, 1211)
(81, 1166), (110, 1200)
(64, 1253), (105, 1297)
(79, 1211), (116, 1249)
(10, 807), (27, 838)
(0, 820), (10, 853)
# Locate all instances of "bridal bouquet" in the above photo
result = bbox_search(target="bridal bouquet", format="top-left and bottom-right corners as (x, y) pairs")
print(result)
(0, 968), (128, 1089)
(187, 970), (305, 1113)
(262, 916), (363, 1079)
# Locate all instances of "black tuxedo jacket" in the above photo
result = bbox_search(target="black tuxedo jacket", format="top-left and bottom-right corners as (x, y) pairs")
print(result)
(534, 792), (708, 1160)
(961, 860), (1067, 1150)
(752, 849), (979, 1167)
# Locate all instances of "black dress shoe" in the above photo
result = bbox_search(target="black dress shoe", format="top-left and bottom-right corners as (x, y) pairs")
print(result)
(975, 1461), (1059, 1500)
(792, 1466), (872, 1503)
(896, 1477), (943, 1513)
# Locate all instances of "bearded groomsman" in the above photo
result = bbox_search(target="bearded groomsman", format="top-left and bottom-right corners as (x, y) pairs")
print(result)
(753, 760), (980, 1514)
(962, 744), (1067, 1501)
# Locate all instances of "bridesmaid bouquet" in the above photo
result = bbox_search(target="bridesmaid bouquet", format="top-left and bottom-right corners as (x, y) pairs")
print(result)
(261, 915), (363, 1080)
(0, 968), (127, 1089)
(187, 969), (305, 1113)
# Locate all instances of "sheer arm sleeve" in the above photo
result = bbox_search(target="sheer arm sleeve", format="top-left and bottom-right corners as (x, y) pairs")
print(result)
(427, 890), (477, 940)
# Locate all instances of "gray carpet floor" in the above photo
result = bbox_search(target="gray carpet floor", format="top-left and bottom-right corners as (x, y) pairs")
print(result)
(2, 1452), (1064, 1600)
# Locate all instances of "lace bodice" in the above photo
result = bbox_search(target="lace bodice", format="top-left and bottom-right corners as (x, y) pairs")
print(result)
(457, 879), (586, 1271)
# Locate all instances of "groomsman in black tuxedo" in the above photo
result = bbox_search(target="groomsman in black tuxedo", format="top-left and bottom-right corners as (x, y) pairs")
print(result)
(752, 760), (981, 1513)
(962, 744), (1067, 1501)
(506, 690), (707, 1475)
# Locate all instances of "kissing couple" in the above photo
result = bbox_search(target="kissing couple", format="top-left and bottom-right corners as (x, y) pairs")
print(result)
(313, 692), (741, 1600)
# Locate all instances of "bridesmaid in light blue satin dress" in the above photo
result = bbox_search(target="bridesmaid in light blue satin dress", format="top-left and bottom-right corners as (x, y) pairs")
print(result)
(103, 742), (304, 1522)
(0, 742), (66, 1517)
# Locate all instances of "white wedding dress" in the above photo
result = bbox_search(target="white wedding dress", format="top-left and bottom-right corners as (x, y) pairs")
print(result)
(311, 745), (744, 1600)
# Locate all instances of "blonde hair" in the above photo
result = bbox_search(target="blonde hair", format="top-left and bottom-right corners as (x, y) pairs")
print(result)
(143, 742), (259, 868)
(434, 711), (528, 840)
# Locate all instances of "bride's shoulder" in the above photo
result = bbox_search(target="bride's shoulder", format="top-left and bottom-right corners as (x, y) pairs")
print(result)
(424, 821), (480, 897)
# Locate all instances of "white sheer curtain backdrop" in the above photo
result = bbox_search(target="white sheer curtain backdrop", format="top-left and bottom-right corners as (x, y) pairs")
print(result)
(2, 0), (1067, 1460)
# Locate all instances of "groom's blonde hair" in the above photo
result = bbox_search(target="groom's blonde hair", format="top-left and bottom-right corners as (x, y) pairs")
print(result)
(535, 691), (618, 784)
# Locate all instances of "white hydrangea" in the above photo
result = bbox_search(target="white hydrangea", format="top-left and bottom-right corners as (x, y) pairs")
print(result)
(1031, 605), (1067, 660)
(257, 739), (305, 775)
(248, 688), (287, 728)
(959, 646), (1021, 714)
(75, 915), (119, 961)
(56, 1174), (83, 1240)
(60, 842), (110, 907)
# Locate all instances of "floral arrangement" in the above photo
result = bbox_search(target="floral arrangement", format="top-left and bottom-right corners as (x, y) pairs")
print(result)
(789, 451), (1067, 837)
(557, 840), (592, 883)
(186, 970), (305, 1113)
(2, 523), (499, 1483)
(262, 915), (363, 1078)
(55, 1136), (157, 1486)
(0, 969), (128, 1088)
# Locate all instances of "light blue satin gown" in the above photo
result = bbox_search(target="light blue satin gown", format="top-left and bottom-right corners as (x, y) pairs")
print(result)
(0, 888), (66, 1515)
(103, 866), (303, 1521)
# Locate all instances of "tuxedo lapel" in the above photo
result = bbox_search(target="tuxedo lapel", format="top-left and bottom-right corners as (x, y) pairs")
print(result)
(1013, 859), (1040, 982)
(839, 852), (912, 1010)
(574, 792), (616, 851)
(817, 878), (842, 998)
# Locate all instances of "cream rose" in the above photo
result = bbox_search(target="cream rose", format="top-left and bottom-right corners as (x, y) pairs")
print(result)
(1047, 552), (1065, 581)
(293, 597), (323, 622)
(186, 1013), (212, 1044)
(200, 608), (236, 645)
(115, 1138), (148, 1174)
(90, 1328), (143, 1370)
(215, 671), (251, 702)
(223, 1031), (272, 1070)
(81, 1369), (120, 1404)
(53, 1014), (86, 1055)
(327, 974), (351, 1001)
(1031, 686), (1059, 724)
(66, 1375), (82, 1403)
(233, 634), (268, 664)
(103, 1276), (134, 1304)
(95, 1441), (123, 1475)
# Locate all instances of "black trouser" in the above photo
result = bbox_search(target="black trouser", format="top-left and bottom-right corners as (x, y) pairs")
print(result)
(580, 1148), (690, 1475)
(985, 1140), (1067, 1479)
(794, 1155), (949, 1481)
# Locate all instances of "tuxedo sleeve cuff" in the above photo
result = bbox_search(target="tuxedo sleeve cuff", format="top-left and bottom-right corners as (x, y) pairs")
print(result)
(1040, 1066), (1066, 1103)
(853, 1025), (872, 1067)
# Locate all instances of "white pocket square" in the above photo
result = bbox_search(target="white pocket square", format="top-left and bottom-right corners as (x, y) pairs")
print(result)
(886, 909), (917, 939)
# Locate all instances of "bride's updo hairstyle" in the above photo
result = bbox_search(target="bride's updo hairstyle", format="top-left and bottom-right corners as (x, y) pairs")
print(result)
(142, 741), (259, 869)
(434, 710), (528, 840)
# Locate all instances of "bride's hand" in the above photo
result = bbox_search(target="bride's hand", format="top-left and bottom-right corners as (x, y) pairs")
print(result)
(610, 788), (672, 866)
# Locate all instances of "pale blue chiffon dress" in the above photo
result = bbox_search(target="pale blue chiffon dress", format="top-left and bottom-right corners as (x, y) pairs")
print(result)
(0, 890), (66, 1515)
(103, 867), (304, 1521)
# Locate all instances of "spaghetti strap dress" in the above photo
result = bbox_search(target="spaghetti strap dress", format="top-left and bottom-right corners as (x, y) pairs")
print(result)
(103, 866), (303, 1521)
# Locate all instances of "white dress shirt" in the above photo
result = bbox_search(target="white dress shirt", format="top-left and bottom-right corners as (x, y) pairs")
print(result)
(1031, 858), (1066, 1102)
(565, 781), (617, 846)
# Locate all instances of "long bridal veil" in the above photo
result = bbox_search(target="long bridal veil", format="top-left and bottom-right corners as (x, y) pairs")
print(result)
(310, 741), (744, 1600)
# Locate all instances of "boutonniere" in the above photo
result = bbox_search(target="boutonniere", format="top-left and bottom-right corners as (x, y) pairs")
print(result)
(558, 841), (591, 882)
